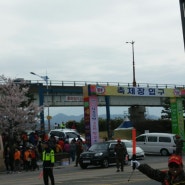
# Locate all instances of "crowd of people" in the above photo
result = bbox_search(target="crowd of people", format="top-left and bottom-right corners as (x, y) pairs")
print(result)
(2, 130), (87, 174)
(2, 129), (185, 184)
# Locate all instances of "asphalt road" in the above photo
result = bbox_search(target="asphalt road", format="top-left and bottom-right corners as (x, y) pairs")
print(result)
(0, 155), (182, 185)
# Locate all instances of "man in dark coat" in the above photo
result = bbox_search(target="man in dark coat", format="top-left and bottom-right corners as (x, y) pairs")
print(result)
(74, 140), (83, 167)
(114, 139), (127, 172)
(132, 154), (185, 185)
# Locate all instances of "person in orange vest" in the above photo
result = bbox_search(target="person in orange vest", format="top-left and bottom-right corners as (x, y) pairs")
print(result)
(55, 142), (62, 153)
(30, 147), (39, 171)
(24, 147), (32, 171)
(58, 138), (65, 151)
(14, 148), (21, 173)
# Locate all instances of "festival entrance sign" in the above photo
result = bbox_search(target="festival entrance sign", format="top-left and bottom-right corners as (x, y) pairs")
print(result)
(83, 85), (185, 146)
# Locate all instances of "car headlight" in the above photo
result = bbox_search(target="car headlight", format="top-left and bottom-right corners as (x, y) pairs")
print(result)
(94, 152), (103, 157)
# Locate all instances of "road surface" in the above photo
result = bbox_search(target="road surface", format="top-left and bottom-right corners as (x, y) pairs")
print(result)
(0, 155), (182, 185)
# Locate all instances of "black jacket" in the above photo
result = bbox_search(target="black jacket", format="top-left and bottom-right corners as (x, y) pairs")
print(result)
(138, 164), (185, 185)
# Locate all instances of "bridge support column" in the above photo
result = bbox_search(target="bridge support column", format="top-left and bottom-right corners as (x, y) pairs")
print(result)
(105, 96), (112, 140)
(129, 105), (146, 124)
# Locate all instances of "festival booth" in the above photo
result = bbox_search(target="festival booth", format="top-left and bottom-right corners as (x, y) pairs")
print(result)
(114, 117), (133, 140)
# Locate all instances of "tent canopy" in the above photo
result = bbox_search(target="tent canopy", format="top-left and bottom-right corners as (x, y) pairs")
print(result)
(117, 121), (133, 128)
(115, 117), (133, 130)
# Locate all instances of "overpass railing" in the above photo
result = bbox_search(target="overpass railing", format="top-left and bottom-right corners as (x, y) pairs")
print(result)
(28, 80), (185, 89)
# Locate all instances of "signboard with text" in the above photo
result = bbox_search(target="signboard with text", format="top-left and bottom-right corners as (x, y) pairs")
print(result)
(88, 85), (184, 97)
(83, 96), (99, 146)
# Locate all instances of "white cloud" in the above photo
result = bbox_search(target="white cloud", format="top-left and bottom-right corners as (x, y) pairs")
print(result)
(0, 0), (183, 86)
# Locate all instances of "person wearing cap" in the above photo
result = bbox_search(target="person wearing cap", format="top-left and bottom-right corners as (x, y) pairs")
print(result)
(131, 154), (185, 184)
(42, 141), (55, 185)
(175, 135), (185, 156)
(114, 139), (127, 172)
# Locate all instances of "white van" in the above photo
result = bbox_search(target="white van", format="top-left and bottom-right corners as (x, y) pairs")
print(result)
(136, 133), (176, 156)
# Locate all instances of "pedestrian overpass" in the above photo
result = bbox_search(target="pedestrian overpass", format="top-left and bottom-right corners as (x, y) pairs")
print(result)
(29, 80), (184, 107)
(28, 80), (185, 146)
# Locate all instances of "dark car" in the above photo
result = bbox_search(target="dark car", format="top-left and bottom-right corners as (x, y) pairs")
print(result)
(79, 141), (128, 169)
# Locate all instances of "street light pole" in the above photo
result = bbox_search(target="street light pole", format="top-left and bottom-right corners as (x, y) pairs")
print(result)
(126, 41), (136, 87)
(30, 72), (51, 131)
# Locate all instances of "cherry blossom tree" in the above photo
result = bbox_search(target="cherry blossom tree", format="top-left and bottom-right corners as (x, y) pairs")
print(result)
(0, 75), (42, 139)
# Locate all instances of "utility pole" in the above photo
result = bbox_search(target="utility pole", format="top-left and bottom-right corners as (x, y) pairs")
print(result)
(126, 41), (136, 87)
(30, 72), (51, 131)
(179, 0), (185, 50)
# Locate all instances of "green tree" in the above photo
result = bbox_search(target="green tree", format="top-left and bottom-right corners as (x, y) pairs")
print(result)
(161, 98), (171, 120)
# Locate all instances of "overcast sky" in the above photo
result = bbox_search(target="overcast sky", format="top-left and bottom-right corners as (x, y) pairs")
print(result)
(1, 1), (184, 117)
(1, 1), (184, 84)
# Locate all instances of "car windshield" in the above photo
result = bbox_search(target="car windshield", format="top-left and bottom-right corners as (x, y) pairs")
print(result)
(123, 141), (132, 148)
(66, 132), (78, 138)
(88, 143), (109, 151)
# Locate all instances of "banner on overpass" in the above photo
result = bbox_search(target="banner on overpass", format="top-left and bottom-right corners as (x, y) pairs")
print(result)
(88, 85), (185, 97)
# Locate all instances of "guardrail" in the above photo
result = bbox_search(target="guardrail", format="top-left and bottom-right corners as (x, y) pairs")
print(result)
(28, 80), (185, 89)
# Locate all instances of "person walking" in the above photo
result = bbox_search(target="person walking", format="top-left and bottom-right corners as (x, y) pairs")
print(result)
(74, 140), (83, 167)
(42, 141), (55, 185)
(131, 154), (185, 184)
(70, 139), (76, 162)
(114, 139), (127, 172)
(4, 145), (14, 173)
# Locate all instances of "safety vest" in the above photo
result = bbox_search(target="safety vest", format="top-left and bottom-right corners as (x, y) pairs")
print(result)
(14, 150), (21, 160)
(42, 149), (55, 163)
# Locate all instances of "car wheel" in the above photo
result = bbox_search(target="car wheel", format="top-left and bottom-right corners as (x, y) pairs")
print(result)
(101, 158), (109, 168)
(160, 149), (169, 156)
(80, 163), (88, 169)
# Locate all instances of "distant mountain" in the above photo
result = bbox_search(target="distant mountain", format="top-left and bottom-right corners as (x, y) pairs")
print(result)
(49, 113), (159, 125)
(50, 113), (83, 124)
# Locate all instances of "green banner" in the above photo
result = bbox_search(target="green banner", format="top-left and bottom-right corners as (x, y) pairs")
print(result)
(170, 97), (184, 139)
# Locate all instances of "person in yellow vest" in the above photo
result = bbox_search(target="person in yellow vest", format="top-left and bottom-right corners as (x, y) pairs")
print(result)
(42, 141), (55, 185)
(59, 122), (65, 129)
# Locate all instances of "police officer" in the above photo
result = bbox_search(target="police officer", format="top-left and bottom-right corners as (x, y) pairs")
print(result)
(42, 141), (55, 185)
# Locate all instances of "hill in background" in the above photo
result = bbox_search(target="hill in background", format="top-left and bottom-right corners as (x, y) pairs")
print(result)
(49, 113), (159, 125)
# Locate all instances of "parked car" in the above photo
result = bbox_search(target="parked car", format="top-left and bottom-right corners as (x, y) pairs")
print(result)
(121, 139), (145, 160)
(48, 129), (85, 143)
(79, 140), (128, 169)
(136, 133), (176, 156)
